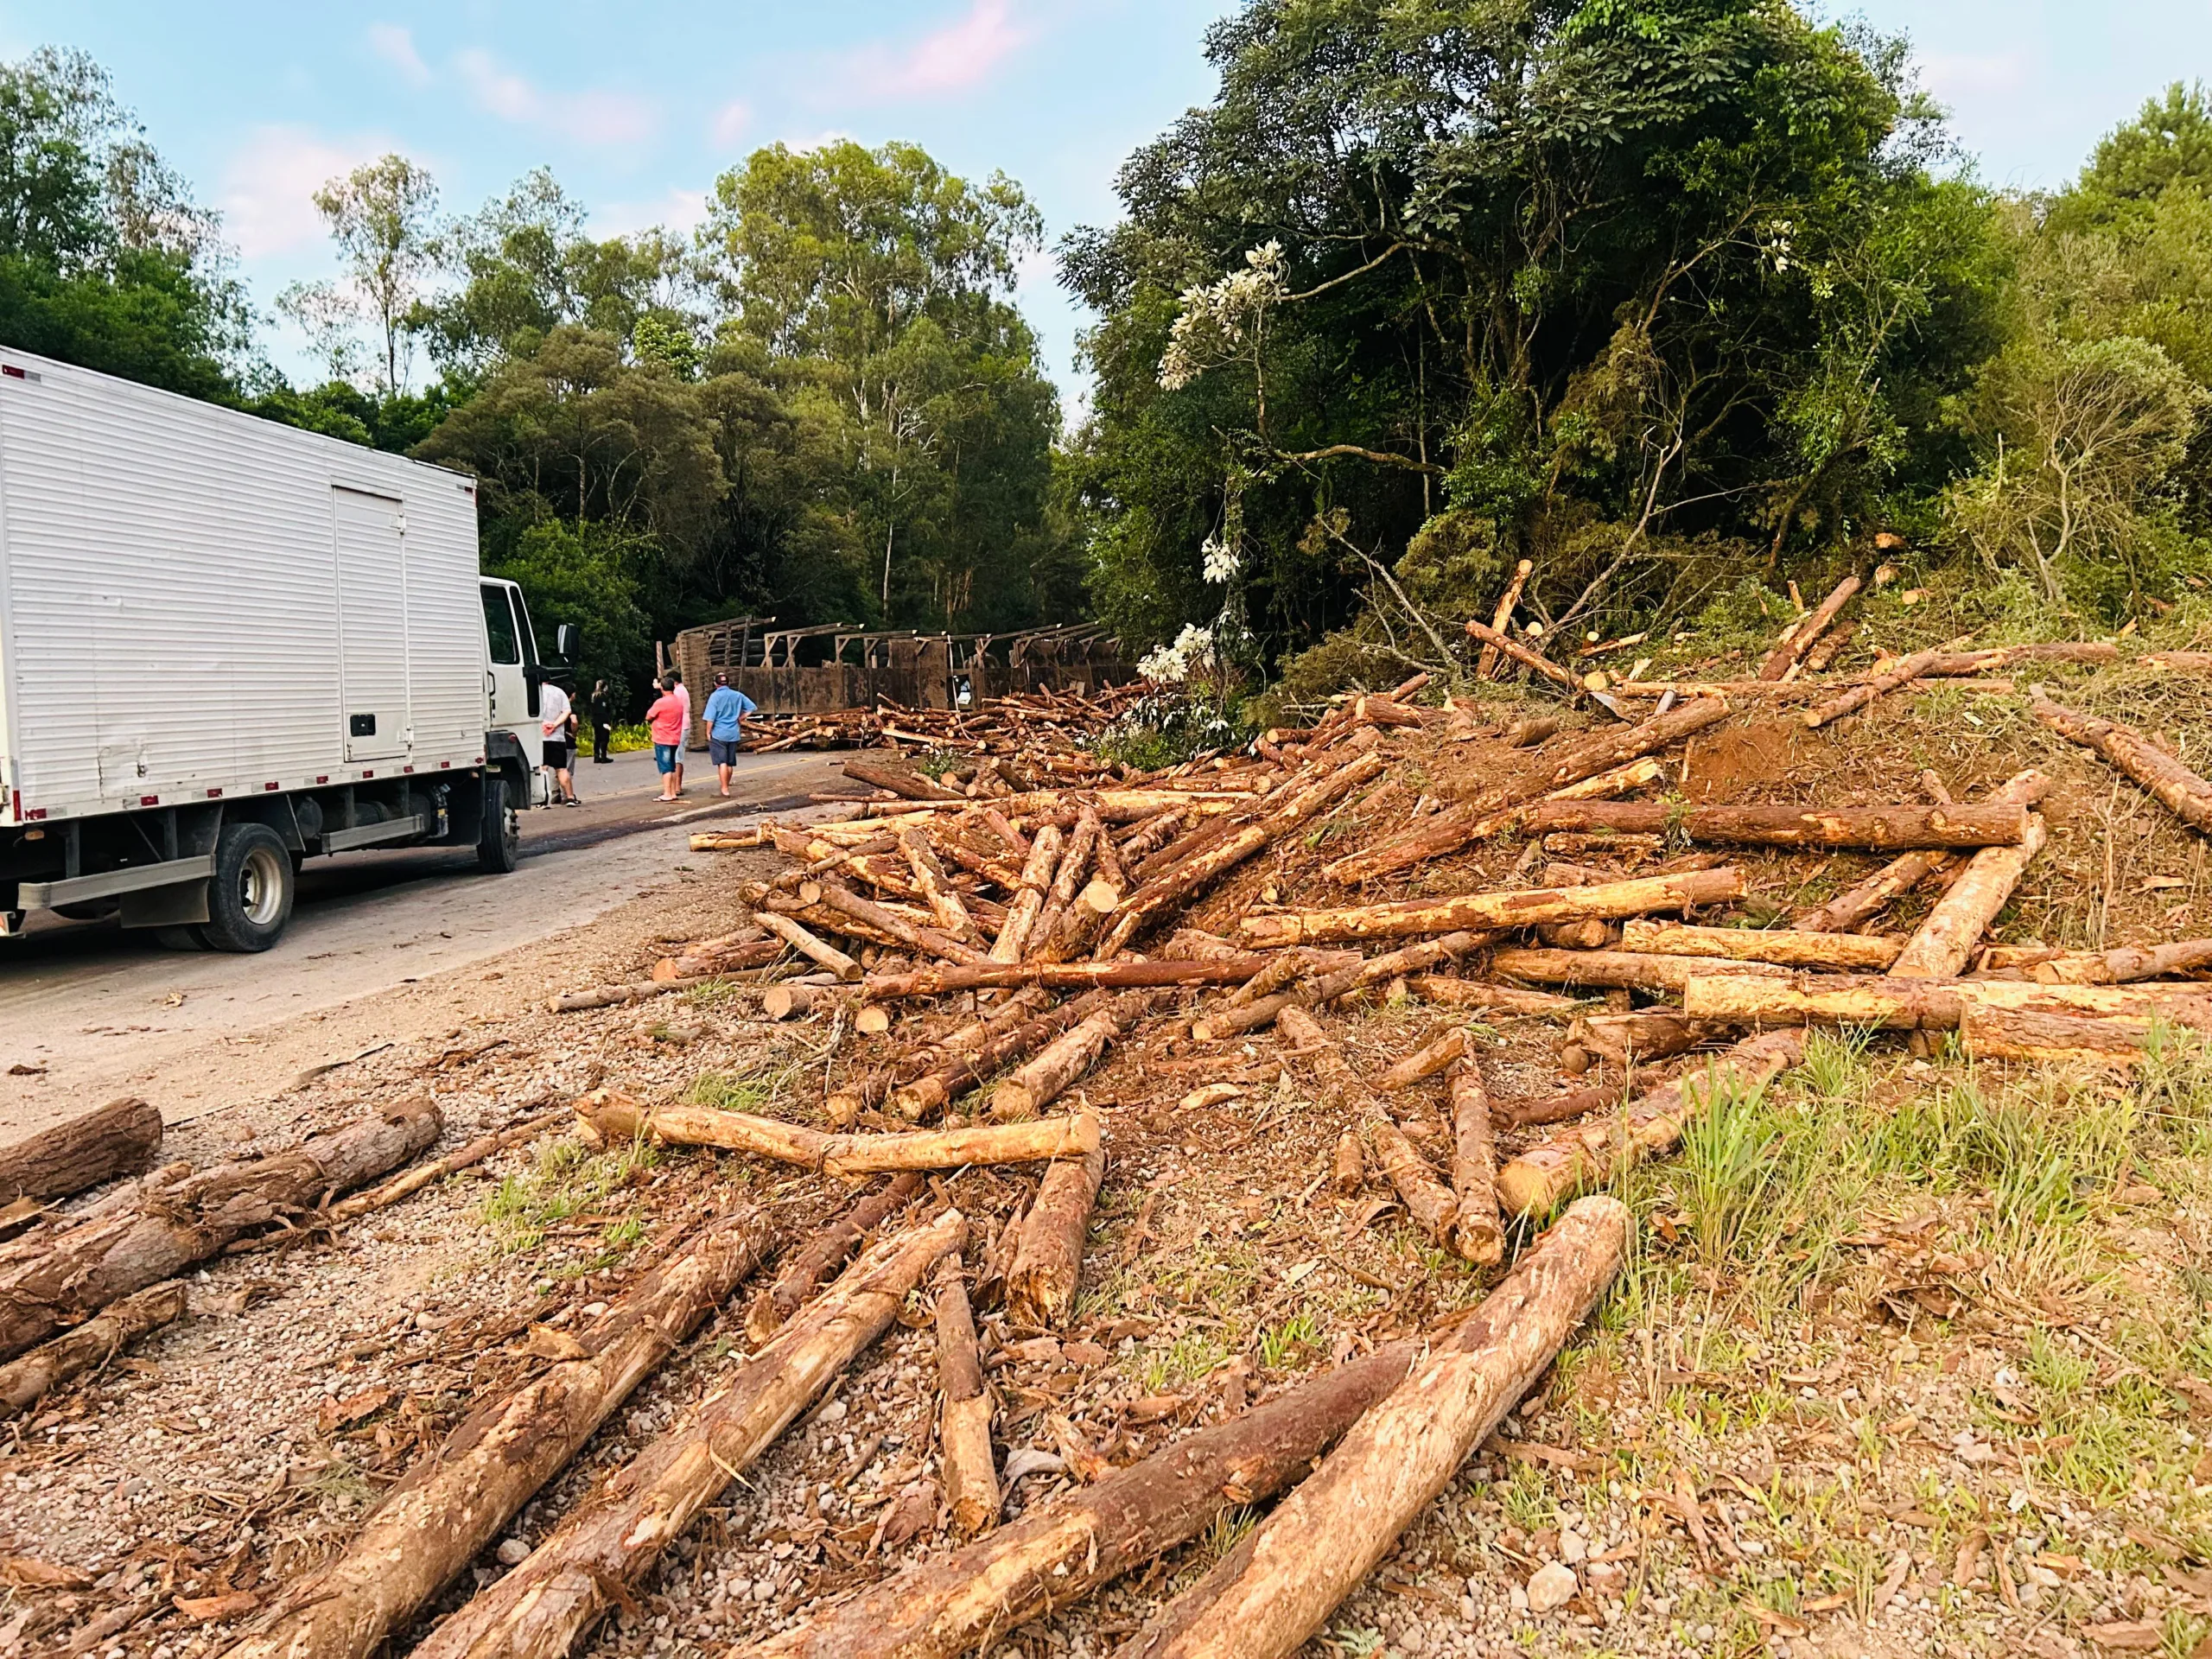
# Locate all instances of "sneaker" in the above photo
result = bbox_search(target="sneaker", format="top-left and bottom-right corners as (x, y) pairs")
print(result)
(564, 798), (582, 807)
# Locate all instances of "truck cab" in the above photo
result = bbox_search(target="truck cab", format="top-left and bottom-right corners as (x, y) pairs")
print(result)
(480, 577), (552, 808)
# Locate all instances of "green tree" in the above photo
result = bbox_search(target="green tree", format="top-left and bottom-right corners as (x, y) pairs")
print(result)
(282, 153), (440, 395)
(482, 519), (653, 711)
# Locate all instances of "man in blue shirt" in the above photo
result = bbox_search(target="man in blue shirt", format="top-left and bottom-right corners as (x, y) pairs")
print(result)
(702, 672), (759, 797)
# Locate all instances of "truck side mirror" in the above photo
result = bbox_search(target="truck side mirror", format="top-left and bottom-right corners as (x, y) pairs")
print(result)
(554, 624), (580, 663)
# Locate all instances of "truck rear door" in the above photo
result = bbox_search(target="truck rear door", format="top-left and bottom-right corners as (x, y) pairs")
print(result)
(333, 487), (410, 761)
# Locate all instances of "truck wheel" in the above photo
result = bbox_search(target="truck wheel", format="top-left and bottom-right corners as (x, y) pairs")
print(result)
(201, 823), (295, 952)
(477, 775), (521, 874)
(153, 926), (210, 950)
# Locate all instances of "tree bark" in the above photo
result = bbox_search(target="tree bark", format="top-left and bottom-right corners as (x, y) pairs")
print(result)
(842, 758), (960, 802)
(1958, 1004), (2171, 1067)
(2031, 691), (2212, 834)
(1103, 753), (1385, 954)
(1460, 619), (1576, 689)
(893, 991), (1110, 1120)
(1241, 868), (1746, 948)
(1568, 1010), (1725, 1066)
(813, 884), (992, 968)
(753, 911), (863, 982)
(0, 1098), (162, 1204)
(0, 1281), (186, 1421)
(1617, 919), (1903, 969)
(989, 995), (1149, 1120)
(862, 957), (1267, 1001)
(0, 1097), (437, 1363)
(745, 1174), (923, 1344)
(1193, 936), (1491, 1040)
(1499, 1081), (1640, 1129)
(1802, 648), (1944, 728)
(219, 1205), (778, 1659)
(1113, 1198), (1630, 1659)
(1377, 1028), (1468, 1091)
(899, 830), (980, 942)
(1758, 574), (1859, 679)
(1402, 976), (1585, 1017)
(988, 825), (1064, 963)
(1447, 1069), (1503, 1266)
(409, 1211), (966, 1659)
(575, 1094), (1099, 1175)
(1322, 701), (1728, 883)
(1679, 970), (2212, 1031)
(730, 1342), (1427, 1659)
(1332, 1133), (1364, 1194)
(1522, 800), (2031, 850)
(1889, 810), (2049, 979)
(1494, 1033), (1803, 1217)
(1006, 1141), (1106, 1327)
(1490, 947), (1791, 993)
(932, 1255), (998, 1535)
(2003, 938), (2212, 984)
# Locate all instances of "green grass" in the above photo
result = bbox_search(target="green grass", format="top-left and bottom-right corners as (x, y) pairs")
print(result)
(480, 1135), (658, 1255)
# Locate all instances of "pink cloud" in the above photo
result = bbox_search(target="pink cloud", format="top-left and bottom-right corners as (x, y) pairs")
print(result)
(219, 126), (387, 258)
(849, 0), (1033, 99)
(456, 49), (658, 145)
(367, 23), (431, 88)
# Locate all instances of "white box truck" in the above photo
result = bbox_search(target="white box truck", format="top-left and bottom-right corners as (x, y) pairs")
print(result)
(0, 346), (563, 950)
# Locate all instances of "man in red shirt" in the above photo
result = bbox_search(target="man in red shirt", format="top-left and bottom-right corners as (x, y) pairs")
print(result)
(645, 677), (686, 801)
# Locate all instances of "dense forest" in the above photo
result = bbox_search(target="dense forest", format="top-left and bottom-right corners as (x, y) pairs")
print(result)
(4, 3), (2211, 711)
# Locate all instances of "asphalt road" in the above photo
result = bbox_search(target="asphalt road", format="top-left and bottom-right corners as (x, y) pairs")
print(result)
(0, 747), (847, 1131)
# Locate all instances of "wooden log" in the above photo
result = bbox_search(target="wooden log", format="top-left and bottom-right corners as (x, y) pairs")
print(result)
(1475, 559), (1534, 678)
(1680, 971), (2212, 1031)
(1376, 1028), (1468, 1092)
(1028, 807), (1102, 963)
(1103, 753), (1386, 954)
(842, 757), (960, 802)
(990, 995), (1148, 1120)
(1569, 1010), (1726, 1066)
(0, 1097), (437, 1363)
(2031, 690), (2212, 834)
(1194, 937), (1491, 1041)
(1801, 647), (1944, 728)
(408, 1211), (966, 1659)
(321, 1109), (566, 1230)
(1462, 618), (1576, 689)
(1322, 701), (1729, 883)
(1499, 1081), (1636, 1129)
(1241, 867), (1746, 949)
(1535, 918), (1618, 950)
(745, 1174), (924, 1344)
(1524, 799), (2030, 850)
(932, 1255), (998, 1535)
(1332, 1133), (1364, 1194)
(575, 1093), (1100, 1174)
(1113, 1197), (1630, 1659)
(219, 1205), (778, 1659)
(990, 825), (1064, 963)
(0, 1281), (187, 1421)
(1617, 919), (1904, 970)
(1889, 810), (2048, 979)
(550, 976), (717, 1013)
(729, 1342), (1427, 1659)
(1958, 1004), (2172, 1067)
(813, 883), (992, 968)
(0, 1098), (162, 1204)
(760, 983), (851, 1021)
(1759, 574), (1859, 680)
(1491, 947), (1791, 994)
(653, 941), (783, 982)
(2011, 938), (2212, 984)
(1446, 1069), (1503, 1266)
(862, 957), (1268, 1001)
(1402, 976), (1586, 1017)
(2142, 651), (2212, 674)
(1006, 1139), (1106, 1327)
(899, 829), (980, 942)
(753, 911), (862, 982)
(1495, 1033), (1804, 1217)
(893, 991), (1109, 1120)
(1792, 768), (2050, 933)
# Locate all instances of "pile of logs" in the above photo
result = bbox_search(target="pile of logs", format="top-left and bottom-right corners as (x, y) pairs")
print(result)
(742, 683), (1154, 756)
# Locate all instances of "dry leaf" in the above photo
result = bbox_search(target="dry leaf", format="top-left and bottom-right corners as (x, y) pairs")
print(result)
(175, 1591), (261, 1623)
(1178, 1083), (1245, 1112)
(2084, 1622), (2164, 1651)
(316, 1386), (395, 1434)
(0, 1555), (90, 1589)
(524, 1325), (591, 1362)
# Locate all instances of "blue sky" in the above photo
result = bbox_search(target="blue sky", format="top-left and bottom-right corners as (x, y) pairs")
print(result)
(0, 1), (2206, 410)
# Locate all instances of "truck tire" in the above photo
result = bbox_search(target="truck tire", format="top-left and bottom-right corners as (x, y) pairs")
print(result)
(477, 774), (521, 874)
(200, 823), (295, 952)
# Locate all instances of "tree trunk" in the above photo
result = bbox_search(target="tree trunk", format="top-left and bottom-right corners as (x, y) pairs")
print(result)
(1758, 574), (1859, 679)
(323, 1109), (566, 1229)
(1402, 976), (1585, 1017)
(1112, 1197), (1630, 1659)
(899, 830), (979, 942)
(1447, 1069), (1503, 1266)
(1617, 919), (1903, 969)
(1802, 647), (1944, 728)
(830, 988), (1056, 1123)
(0, 1281), (186, 1421)
(2142, 651), (2212, 674)
(1459, 619), (1576, 689)
(1792, 769), (2049, 932)
(1958, 1004), (2170, 1067)
(1680, 970), (2212, 1030)
(2031, 691), (2212, 834)
(1103, 754), (1386, 954)
(1567, 1010), (1725, 1066)
(988, 825), (1065, 963)
(932, 1255), (998, 1535)
(753, 912), (862, 982)
(1475, 560), (1534, 679)
(1028, 808), (1102, 962)
(1332, 1133), (1364, 1194)
(219, 1205), (778, 1659)
(654, 941), (784, 982)
(1490, 947), (1791, 993)
(1498, 1081), (1639, 1129)
(0, 1097), (437, 1363)
(990, 995), (1148, 1120)
(745, 1174), (923, 1344)
(1193, 936), (1491, 1040)
(731, 1342), (1427, 1659)
(576, 1093), (1098, 1174)
(1523, 800), (2031, 850)
(813, 884), (991, 968)
(1322, 701), (1728, 883)
(1494, 1034), (1803, 1217)
(1377, 1028), (1468, 1092)
(760, 984), (852, 1022)
(1889, 808), (2050, 978)
(0, 1097), (162, 1204)
(408, 1211), (966, 1659)
(1241, 868), (1745, 948)
(893, 990), (1109, 1120)
(842, 758), (960, 802)
(862, 957), (1267, 1001)
(550, 977), (715, 1013)
(1005, 1140), (1105, 1328)
(2005, 938), (2212, 984)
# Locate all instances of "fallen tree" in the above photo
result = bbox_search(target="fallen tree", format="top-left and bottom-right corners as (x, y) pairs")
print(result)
(0, 1097), (162, 1205)
(2030, 690), (2212, 835)
(1679, 971), (2212, 1031)
(1491, 948), (1791, 994)
(932, 1255), (998, 1535)
(0, 1281), (187, 1421)
(1006, 1138), (1108, 1327)
(1889, 772), (2051, 978)
(575, 1093), (1098, 1175)
(1615, 920), (1902, 970)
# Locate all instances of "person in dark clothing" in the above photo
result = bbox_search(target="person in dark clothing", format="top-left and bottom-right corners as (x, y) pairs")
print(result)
(589, 680), (613, 764)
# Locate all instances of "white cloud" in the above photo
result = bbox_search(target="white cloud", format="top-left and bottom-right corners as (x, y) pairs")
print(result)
(456, 48), (658, 146)
(710, 100), (752, 150)
(847, 0), (1033, 99)
(367, 22), (431, 88)
(1919, 48), (2032, 101)
(595, 185), (714, 238)
(219, 126), (384, 258)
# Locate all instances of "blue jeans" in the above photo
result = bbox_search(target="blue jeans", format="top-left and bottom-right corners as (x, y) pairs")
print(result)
(653, 743), (678, 775)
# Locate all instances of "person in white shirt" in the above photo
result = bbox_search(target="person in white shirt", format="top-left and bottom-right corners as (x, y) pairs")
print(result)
(539, 678), (578, 806)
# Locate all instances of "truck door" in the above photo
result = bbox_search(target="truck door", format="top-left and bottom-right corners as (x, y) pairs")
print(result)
(480, 581), (531, 738)
(332, 487), (410, 761)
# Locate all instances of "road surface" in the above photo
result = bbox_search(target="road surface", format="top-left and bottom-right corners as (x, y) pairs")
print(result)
(0, 747), (847, 1133)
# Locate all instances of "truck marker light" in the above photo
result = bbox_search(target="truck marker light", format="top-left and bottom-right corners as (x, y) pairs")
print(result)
(403, 765), (415, 774)
(264, 782), (278, 791)
(207, 788), (222, 798)
(1, 365), (22, 379)
(315, 776), (328, 785)
(362, 770), (374, 779)
(140, 796), (158, 806)
(438, 760), (450, 768)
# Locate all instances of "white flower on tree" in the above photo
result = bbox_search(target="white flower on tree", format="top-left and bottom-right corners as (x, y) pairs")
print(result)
(1199, 534), (1241, 583)
(1158, 241), (1287, 391)
(1137, 622), (1219, 683)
